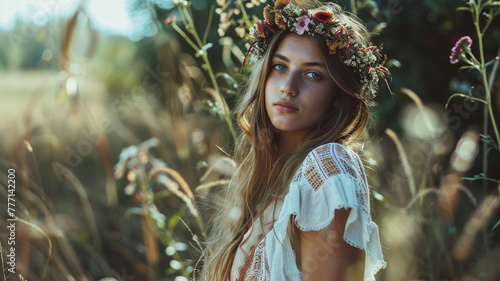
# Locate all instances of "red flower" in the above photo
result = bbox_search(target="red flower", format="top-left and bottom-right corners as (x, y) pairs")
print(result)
(264, 22), (276, 33)
(255, 21), (266, 38)
(275, 13), (286, 29)
(313, 11), (334, 23)
(274, 0), (289, 10)
(263, 6), (274, 25)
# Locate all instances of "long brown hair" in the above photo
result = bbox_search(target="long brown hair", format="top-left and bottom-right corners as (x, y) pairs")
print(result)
(198, 2), (373, 280)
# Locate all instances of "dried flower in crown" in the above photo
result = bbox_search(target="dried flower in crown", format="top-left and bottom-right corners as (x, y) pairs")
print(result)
(246, 1), (390, 98)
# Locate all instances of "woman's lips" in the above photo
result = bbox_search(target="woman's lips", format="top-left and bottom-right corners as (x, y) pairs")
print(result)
(274, 100), (298, 113)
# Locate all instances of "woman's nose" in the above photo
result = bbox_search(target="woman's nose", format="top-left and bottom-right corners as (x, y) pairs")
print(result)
(279, 71), (298, 96)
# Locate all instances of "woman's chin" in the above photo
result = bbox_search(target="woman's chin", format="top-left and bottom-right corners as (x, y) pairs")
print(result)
(272, 123), (295, 132)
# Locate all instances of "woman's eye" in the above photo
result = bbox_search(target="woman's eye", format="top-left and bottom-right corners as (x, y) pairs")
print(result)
(273, 63), (287, 71)
(306, 72), (322, 80)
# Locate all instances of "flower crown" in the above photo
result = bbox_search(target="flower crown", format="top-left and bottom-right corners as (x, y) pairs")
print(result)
(246, 0), (390, 98)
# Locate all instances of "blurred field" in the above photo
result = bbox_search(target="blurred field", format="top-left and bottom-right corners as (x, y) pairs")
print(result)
(0, 0), (499, 280)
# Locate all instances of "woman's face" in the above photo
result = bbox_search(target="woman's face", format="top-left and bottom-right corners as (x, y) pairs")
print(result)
(265, 33), (336, 141)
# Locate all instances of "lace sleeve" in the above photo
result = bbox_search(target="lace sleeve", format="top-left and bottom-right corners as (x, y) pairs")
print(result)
(290, 143), (386, 279)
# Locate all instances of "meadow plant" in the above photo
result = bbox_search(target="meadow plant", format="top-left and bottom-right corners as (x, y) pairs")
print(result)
(374, 1), (500, 279)
(164, 0), (246, 140)
(114, 138), (205, 278)
(447, 0), (500, 191)
(444, 1), (500, 277)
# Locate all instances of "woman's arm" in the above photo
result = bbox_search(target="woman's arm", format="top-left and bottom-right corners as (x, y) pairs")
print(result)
(300, 208), (365, 281)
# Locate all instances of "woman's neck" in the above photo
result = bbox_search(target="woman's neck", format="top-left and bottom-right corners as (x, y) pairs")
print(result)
(277, 130), (311, 156)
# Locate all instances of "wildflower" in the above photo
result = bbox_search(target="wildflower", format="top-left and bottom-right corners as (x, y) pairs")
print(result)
(328, 39), (345, 54)
(450, 36), (473, 64)
(236, 26), (246, 38)
(251, 0), (263, 6)
(295, 15), (310, 35)
(164, 16), (176, 25)
(255, 21), (266, 38)
(314, 23), (324, 34)
(127, 171), (136, 182)
(264, 21), (275, 33)
(220, 12), (227, 22)
(274, 0), (289, 10)
(264, 6), (273, 25)
(313, 11), (334, 23)
(218, 22), (231, 37)
(275, 13), (286, 29)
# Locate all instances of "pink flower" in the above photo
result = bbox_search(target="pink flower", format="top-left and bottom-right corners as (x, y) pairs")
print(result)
(164, 16), (176, 25)
(295, 15), (310, 35)
(450, 36), (472, 64)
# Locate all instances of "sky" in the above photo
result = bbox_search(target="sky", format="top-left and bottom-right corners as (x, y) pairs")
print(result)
(0, 0), (178, 40)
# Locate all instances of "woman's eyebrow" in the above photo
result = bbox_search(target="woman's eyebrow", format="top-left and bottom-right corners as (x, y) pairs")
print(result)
(273, 53), (327, 68)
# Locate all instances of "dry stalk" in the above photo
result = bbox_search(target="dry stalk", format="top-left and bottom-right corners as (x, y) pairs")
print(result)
(81, 101), (118, 207)
(141, 213), (159, 279)
(453, 194), (500, 261)
(151, 167), (207, 240)
(385, 128), (416, 197)
(57, 165), (101, 250)
(195, 179), (230, 192)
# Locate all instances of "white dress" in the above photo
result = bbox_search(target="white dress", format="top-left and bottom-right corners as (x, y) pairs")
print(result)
(230, 143), (386, 281)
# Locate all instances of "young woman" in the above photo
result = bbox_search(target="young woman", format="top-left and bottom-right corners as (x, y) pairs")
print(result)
(200, 0), (387, 280)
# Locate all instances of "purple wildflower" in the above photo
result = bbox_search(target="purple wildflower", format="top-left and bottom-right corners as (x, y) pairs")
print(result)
(450, 36), (472, 64)
(295, 15), (310, 35)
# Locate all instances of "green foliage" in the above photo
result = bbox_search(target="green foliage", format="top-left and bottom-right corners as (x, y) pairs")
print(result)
(463, 173), (500, 184)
